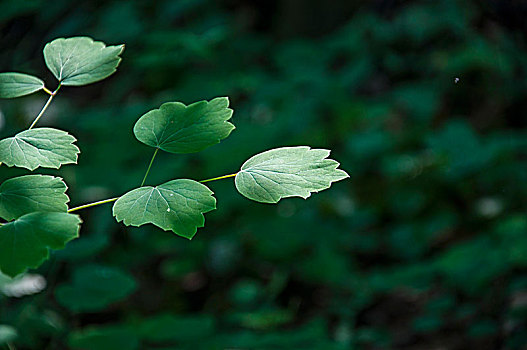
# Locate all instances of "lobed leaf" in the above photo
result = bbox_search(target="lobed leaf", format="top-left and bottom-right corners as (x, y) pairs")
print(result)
(113, 179), (216, 239)
(43, 36), (124, 86)
(0, 212), (81, 278)
(0, 175), (69, 221)
(0, 72), (44, 98)
(0, 127), (80, 170)
(56, 265), (137, 312)
(235, 146), (349, 203)
(133, 97), (234, 154)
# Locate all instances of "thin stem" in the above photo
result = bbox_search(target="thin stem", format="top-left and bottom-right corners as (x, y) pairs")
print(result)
(140, 148), (159, 186)
(68, 197), (120, 213)
(199, 173), (237, 183)
(7, 343), (15, 350)
(28, 83), (61, 130)
(42, 86), (53, 95)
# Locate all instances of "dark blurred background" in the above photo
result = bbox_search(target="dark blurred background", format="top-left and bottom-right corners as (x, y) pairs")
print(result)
(1, 0), (527, 349)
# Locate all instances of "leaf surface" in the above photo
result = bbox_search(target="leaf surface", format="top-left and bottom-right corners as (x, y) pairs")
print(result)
(133, 97), (234, 154)
(0, 127), (80, 170)
(235, 146), (349, 203)
(0, 175), (69, 221)
(0, 72), (44, 98)
(43, 37), (124, 86)
(113, 179), (216, 239)
(0, 212), (81, 277)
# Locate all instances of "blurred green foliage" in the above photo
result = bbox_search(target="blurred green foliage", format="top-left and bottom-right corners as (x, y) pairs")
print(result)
(1, 0), (527, 348)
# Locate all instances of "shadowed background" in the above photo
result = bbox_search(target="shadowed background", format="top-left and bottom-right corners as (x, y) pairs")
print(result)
(1, 0), (527, 349)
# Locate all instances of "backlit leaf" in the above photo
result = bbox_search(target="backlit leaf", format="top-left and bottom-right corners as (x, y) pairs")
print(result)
(0, 72), (44, 98)
(0, 175), (69, 221)
(0, 127), (80, 170)
(0, 212), (81, 277)
(133, 97), (234, 154)
(113, 179), (216, 239)
(43, 37), (124, 86)
(235, 146), (349, 203)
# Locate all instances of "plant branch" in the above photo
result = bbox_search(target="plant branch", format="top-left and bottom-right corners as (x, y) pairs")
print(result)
(140, 148), (159, 186)
(42, 86), (53, 95)
(68, 197), (120, 213)
(199, 173), (237, 183)
(28, 83), (61, 130)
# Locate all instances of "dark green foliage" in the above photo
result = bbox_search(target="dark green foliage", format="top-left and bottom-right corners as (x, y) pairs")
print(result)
(0, 0), (526, 349)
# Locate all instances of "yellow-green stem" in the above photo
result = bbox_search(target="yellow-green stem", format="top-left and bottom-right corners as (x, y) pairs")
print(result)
(199, 173), (237, 183)
(68, 197), (120, 213)
(140, 148), (159, 186)
(29, 84), (61, 129)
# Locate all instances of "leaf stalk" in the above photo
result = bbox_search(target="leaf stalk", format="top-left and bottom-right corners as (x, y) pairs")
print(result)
(199, 173), (237, 183)
(68, 197), (120, 213)
(140, 148), (159, 186)
(28, 83), (61, 129)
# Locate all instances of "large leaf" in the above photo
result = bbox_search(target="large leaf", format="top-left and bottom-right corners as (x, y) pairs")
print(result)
(43, 37), (124, 86)
(0, 212), (81, 277)
(55, 265), (137, 312)
(235, 146), (349, 203)
(133, 97), (234, 154)
(0, 127), (80, 170)
(113, 179), (216, 239)
(0, 175), (69, 221)
(0, 72), (44, 98)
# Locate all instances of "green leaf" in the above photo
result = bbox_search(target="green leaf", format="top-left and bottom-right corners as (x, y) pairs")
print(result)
(56, 265), (137, 312)
(113, 179), (216, 239)
(235, 146), (349, 203)
(0, 127), (80, 170)
(0, 212), (81, 277)
(0, 72), (44, 98)
(0, 175), (69, 221)
(133, 97), (234, 154)
(43, 37), (124, 86)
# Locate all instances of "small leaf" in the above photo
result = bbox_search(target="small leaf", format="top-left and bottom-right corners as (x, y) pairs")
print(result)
(0, 72), (44, 98)
(0, 127), (80, 170)
(0, 212), (81, 277)
(133, 97), (234, 154)
(43, 37), (124, 86)
(235, 146), (349, 203)
(56, 265), (137, 312)
(0, 175), (69, 221)
(113, 179), (216, 239)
